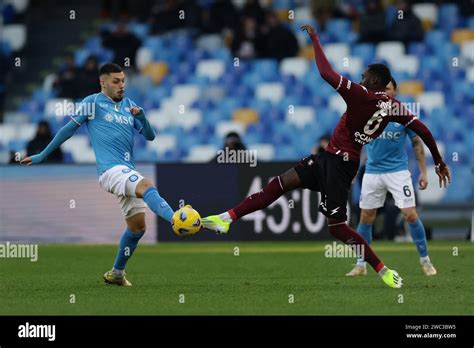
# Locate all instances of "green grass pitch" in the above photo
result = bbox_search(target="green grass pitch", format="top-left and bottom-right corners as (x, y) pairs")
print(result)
(1, 241), (473, 315)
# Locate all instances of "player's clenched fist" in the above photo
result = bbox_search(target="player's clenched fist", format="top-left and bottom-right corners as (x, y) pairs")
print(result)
(130, 106), (142, 116)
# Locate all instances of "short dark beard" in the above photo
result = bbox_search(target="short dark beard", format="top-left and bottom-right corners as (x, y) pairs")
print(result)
(112, 96), (123, 102)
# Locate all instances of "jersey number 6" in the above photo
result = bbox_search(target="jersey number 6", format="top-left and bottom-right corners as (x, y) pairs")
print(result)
(363, 109), (387, 135)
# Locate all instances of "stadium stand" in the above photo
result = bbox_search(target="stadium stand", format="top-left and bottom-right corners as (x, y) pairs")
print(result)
(1, 0), (473, 203)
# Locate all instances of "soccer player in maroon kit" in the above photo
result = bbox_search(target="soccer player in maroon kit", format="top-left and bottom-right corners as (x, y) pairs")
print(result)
(202, 25), (451, 288)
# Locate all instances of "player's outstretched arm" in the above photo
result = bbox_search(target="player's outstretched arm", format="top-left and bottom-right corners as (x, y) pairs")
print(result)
(406, 119), (451, 188)
(20, 120), (80, 165)
(411, 136), (428, 190)
(131, 107), (155, 141)
(301, 24), (340, 88)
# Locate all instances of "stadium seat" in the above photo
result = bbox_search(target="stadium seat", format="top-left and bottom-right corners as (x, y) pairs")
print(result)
(375, 42), (404, 64)
(141, 62), (169, 84)
(352, 43), (375, 64)
(185, 145), (218, 162)
(0, 124), (17, 146)
(467, 67), (474, 82)
(248, 144), (275, 161)
(17, 123), (36, 141)
(285, 106), (315, 128)
(390, 55), (419, 77)
(280, 57), (309, 78)
(439, 4), (459, 32)
(417, 92), (445, 113)
(0, 24), (27, 51)
(196, 59), (225, 81)
(146, 109), (173, 130)
(451, 29), (474, 45)
(61, 135), (91, 159)
(170, 84), (201, 107)
(255, 82), (284, 104)
(146, 134), (176, 155)
(175, 109), (202, 130)
(425, 31), (447, 52)
(327, 19), (352, 42)
(232, 108), (259, 126)
(398, 81), (424, 96)
(461, 41), (474, 62)
(413, 3), (438, 27)
(328, 94), (346, 115)
(338, 56), (363, 76)
(293, 6), (313, 21)
(324, 43), (350, 69)
(253, 59), (279, 81)
(196, 34), (223, 52)
(129, 22), (149, 41)
(135, 47), (153, 71)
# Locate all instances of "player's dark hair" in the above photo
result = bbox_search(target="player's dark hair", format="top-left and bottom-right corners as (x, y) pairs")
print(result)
(390, 77), (397, 90)
(367, 63), (392, 89)
(99, 63), (123, 76)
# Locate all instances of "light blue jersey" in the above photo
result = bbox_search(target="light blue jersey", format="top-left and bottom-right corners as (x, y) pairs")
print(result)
(72, 92), (146, 175)
(365, 122), (417, 174)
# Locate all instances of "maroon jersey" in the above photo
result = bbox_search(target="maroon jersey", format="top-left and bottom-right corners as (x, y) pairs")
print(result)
(309, 32), (445, 169)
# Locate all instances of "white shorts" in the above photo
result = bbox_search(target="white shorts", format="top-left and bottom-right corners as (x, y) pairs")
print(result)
(359, 170), (416, 209)
(98, 165), (147, 218)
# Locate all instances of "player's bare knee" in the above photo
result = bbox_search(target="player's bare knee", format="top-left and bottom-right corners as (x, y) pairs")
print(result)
(360, 209), (376, 224)
(128, 222), (146, 233)
(126, 213), (146, 233)
(135, 178), (154, 198)
(402, 208), (418, 223)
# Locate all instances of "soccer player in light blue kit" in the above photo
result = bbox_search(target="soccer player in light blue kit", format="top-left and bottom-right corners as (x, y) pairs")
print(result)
(21, 63), (175, 286)
(347, 78), (437, 276)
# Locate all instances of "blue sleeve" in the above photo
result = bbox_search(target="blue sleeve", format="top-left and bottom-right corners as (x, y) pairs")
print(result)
(30, 120), (80, 163)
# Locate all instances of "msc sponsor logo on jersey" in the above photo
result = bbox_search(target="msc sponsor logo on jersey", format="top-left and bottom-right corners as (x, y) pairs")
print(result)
(377, 131), (402, 139)
(99, 103), (108, 108)
(354, 131), (374, 145)
(104, 113), (134, 125)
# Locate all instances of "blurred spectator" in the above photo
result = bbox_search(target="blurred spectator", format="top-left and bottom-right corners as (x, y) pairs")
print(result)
(240, 0), (266, 27)
(149, 0), (183, 34)
(390, 0), (424, 44)
(223, 131), (246, 151)
(100, 0), (131, 20)
(201, 0), (239, 33)
(260, 11), (298, 61)
(54, 54), (79, 99)
(211, 132), (247, 163)
(311, 0), (337, 31)
(312, 134), (331, 155)
(102, 22), (141, 69)
(77, 55), (100, 99)
(0, 50), (10, 121)
(232, 16), (264, 59)
(26, 121), (64, 163)
(359, 0), (386, 43)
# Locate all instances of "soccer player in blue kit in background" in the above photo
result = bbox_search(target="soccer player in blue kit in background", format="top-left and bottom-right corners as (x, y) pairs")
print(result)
(21, 63), (175, 286)
(346, 78), (437, 277)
